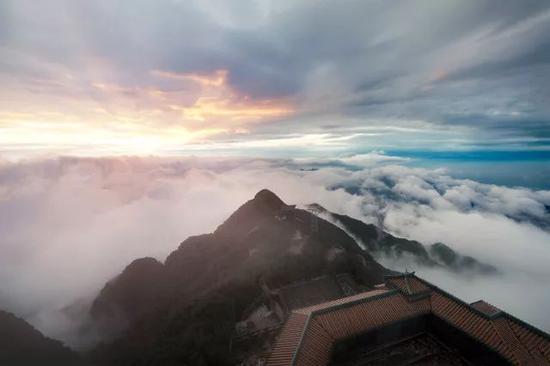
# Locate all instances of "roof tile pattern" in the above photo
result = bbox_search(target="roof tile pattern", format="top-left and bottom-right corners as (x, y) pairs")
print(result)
(291, 318), (333, 366)
(471, 300), (501, 316)
(267, 290), (430, 366)
(509, 322), (550, 364)
(294, 294), (431, 366)
(421, 276), (550, 366)
(509, 320), (550, 364)
(294, 289), (389, 315)
(386, 275), (429, 295)
(430, 291), (517, 361)
(492, 317), (541, 366)
(266, 313), (308, 366)
(266, 274), (550, 366)
(311, 294), (430, 340)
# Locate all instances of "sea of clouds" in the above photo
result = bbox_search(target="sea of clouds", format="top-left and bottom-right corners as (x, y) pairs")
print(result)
(0, 153), (549, 347)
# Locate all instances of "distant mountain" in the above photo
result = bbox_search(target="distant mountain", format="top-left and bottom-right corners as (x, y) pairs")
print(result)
(307, 203), (497, 274)
(89, 190), (496, 365)
(0, 310), (83, 366)
(428, 242), (496, 273)
(91, 189), (388, 365)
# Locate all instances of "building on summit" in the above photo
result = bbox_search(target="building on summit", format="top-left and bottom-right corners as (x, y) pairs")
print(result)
(266, 272), (550, 366)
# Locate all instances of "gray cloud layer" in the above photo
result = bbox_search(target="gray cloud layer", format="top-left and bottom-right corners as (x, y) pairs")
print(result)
(0, 155), (549, 346)
(2, 0), (550, 149)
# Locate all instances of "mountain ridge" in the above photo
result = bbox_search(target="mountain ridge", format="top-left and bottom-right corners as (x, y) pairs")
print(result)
(90, 189), (389, 364)
(307, 202), (497, 274)
(88, 189), (497, 365)
(0, 310), (84, 366)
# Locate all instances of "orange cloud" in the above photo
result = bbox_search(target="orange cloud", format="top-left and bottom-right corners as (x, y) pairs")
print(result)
(152, 69), (228, 87)
(181, 97), (293, 122)
(0, 68), (294, 157)
(150, 68), (293, 124)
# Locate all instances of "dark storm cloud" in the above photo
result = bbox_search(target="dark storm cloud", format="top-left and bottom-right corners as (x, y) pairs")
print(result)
(1, 0), (550, 148)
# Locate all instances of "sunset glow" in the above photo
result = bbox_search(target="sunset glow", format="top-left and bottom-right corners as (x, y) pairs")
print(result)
(0, 68), (293, 157)
(1, 0), (548, 158)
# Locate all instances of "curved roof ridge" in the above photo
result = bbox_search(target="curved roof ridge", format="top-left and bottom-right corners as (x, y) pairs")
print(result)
(294, 288), (392, 315)
(266, 273), (550, 366)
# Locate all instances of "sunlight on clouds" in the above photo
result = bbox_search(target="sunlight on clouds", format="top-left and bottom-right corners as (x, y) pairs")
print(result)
(0, 69), (293, 157)
(0, 118), (226, 158)
(184, 132), (381, 151)
(181, 97), (293, 122)
(152, 69), (293, 122)
(151, 69), (228, 87)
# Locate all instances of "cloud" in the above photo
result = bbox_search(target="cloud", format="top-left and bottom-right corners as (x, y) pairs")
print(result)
(1, 155), (550, 347)
(1, 0), (549, 155)
(290, 151), (409, 169)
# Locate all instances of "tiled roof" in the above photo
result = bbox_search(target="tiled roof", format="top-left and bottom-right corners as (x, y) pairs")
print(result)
(266, 273), (550, 366)
(385, 274), (430, 295)
(294, 289), (389, 315)
(266, 288), (430, 366)
(266, 313), (309, 366)
(295, 294), (431, 366)
(391, 274), (550, 366)
(470, 300), (501, 316)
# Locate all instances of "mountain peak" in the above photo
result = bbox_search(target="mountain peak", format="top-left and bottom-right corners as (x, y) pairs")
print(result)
(125, 257), (163, 272)
(253, 189), (285, 208)
(212, 189), (287, 240)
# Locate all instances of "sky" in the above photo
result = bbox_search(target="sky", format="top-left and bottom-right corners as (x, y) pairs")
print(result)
(1, 0), (550, 158)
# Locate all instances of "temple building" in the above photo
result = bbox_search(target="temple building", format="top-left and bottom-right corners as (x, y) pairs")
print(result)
(265, 272), (550, 366)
